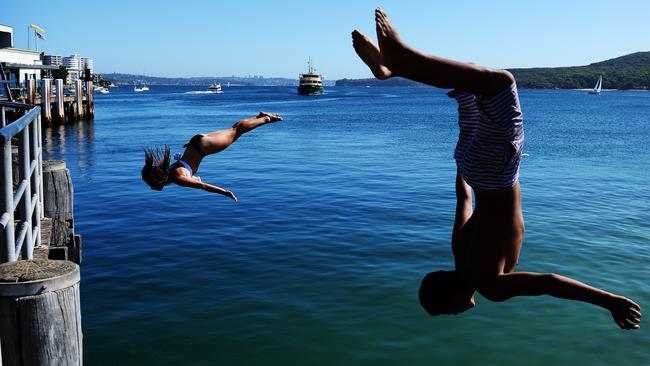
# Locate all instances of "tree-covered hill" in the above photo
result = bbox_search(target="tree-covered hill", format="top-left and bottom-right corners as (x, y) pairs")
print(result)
(336, 52), (650, 90)
(510, 52), (650, 89)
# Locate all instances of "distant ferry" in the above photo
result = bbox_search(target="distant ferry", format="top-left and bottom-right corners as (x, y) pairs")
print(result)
(297, 58), (323, 96)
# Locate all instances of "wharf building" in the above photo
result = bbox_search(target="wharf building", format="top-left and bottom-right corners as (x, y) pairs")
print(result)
(1, 23), (96, 126)
(0, 24), (44, 84)
(0, 24), (95, 88)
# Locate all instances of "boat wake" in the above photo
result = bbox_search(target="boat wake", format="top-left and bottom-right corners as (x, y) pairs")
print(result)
(184, 90), (223, 95)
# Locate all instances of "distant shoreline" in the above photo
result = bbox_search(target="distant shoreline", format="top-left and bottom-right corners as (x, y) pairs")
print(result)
(335, 51), (650, 90)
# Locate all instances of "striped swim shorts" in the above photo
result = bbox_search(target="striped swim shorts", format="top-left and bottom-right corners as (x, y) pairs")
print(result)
(447, 83), (524, 191)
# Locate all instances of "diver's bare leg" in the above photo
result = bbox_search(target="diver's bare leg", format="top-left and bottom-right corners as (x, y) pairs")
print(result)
(370, 8), (512, 97)
(451, 171), (473, 263)
(201, 112), (282, 154)
(231, 112), (282, 137)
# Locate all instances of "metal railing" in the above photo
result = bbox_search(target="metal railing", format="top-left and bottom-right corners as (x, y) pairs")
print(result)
(0, 102), (44, 263)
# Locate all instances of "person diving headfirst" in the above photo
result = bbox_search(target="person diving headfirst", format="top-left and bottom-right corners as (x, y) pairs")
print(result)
(352, 8), (641, 329)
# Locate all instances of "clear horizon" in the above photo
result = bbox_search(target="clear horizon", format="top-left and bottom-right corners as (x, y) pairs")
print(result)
(4, 0), (650, 80)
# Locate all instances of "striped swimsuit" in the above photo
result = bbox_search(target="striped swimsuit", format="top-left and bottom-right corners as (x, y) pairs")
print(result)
(447, 83), (524, 190)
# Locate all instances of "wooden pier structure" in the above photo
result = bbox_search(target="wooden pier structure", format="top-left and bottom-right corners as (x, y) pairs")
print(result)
(0, 101), (83, 365)
(1, 62), (94, 127)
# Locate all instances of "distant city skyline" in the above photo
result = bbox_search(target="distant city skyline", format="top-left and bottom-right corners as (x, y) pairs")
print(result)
(4, 0), (650, 80)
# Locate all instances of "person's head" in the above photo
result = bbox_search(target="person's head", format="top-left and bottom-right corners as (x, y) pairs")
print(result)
(418, 270), (475, 316)
(141, 146), (171, 191)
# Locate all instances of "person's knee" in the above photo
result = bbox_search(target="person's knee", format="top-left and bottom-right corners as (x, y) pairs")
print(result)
(477, 68), (515, 97)
(498, 69), (515, 85)
(485, 68), (514, 89)
(232, 121), (249, 135)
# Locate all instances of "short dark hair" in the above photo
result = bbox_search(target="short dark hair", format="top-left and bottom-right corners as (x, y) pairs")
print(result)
(418, 270), (461, 316)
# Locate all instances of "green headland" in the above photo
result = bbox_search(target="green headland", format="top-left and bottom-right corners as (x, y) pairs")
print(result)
(336, 52), (650, 90)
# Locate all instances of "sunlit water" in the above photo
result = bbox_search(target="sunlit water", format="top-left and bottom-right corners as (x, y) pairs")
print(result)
(43, 86), (650, 365)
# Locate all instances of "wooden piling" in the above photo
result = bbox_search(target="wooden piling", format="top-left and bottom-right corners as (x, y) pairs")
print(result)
(40, 79), (52, 127)
(41, 160), (80, 263)
(42, 159), (73, 221)
(84, 82), (94, 118)
(74, 81), (84, 121)
(54, 79), (65, 124)
(0, 260), (82, 366)
(26, 80), (36, 107)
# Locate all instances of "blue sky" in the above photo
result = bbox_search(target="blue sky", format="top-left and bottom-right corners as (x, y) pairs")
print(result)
(4, 0), (650, 79)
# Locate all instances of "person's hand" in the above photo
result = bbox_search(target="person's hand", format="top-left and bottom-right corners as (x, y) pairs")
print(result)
(608, 295), (641, 330)
(225, 190), (238, 202)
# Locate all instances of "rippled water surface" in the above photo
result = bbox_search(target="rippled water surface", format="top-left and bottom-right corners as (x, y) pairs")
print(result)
(43, 86), (650, 365)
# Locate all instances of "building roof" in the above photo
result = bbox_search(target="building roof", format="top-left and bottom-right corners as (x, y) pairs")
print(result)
(0, 47), (40, 56)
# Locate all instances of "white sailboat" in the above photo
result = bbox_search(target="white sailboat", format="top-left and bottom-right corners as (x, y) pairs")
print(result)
(588, 75), (602, 94)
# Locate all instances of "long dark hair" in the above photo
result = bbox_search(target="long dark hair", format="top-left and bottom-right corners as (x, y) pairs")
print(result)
(141, 146), (171, 191)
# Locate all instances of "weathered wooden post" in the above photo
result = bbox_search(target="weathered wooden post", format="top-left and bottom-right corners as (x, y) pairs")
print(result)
(40, 79), (52, 127)
(42, 160), (73, 221)
(84, 82), (94, 118)
(26, 80), (36, 107)
(54, 79), (65, 124)
(0, 260), (82, 365)
(74, 80), (84, 121)
(41, 160), (79, 263)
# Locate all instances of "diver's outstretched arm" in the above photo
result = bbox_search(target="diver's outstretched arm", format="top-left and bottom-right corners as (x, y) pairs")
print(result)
(476, 272), (641, 330)
(175, 176), (237, 202)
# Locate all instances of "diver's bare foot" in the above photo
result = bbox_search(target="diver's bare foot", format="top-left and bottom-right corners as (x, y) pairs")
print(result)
(608, 295), (641, 330)
(351, 30), (392, 80)
(258, 112), (283, 122)
(375, 8), (408, 72)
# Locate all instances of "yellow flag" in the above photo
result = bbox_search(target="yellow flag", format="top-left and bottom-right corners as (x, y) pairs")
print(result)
(30, 24), (45, 33)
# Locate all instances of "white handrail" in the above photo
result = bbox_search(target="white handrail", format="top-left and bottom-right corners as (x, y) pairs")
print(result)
(0, 105), (43, 263)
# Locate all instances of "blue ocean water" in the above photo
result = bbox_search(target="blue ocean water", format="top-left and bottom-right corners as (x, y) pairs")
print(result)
(43, 86), (650, 365)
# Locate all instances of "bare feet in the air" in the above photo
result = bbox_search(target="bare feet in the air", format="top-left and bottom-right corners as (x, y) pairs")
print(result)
(351, 30), (392, 80)
(374, 8), (408, 73)
(258, 112), (283, 122)
(352, 8), (415, 80)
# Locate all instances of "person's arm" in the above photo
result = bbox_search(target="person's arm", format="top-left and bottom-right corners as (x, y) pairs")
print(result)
(477, 272), (641, 329)
(175, 176), (237, 202)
